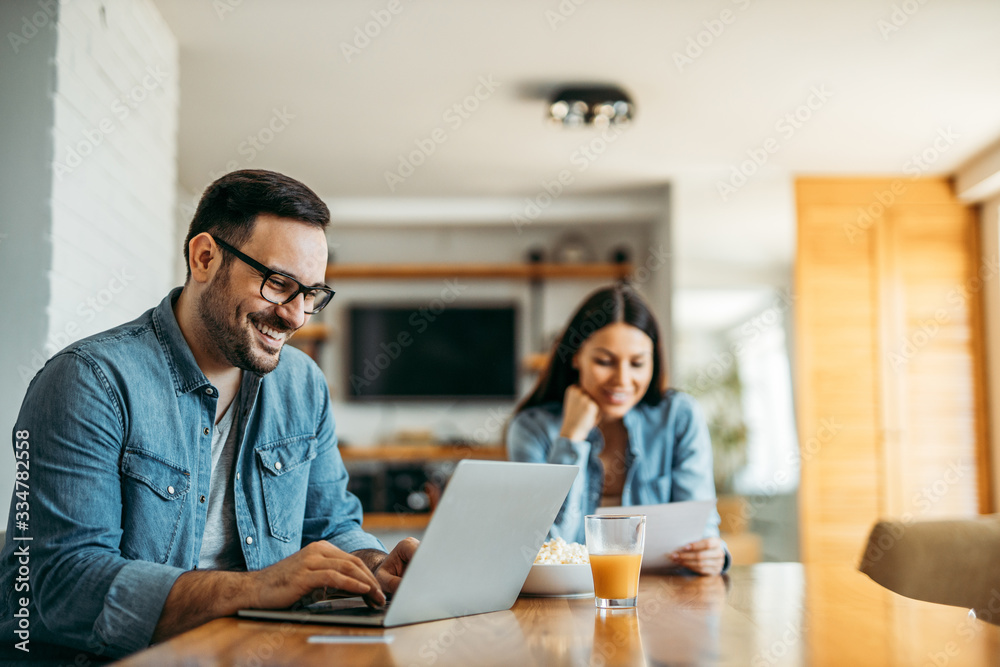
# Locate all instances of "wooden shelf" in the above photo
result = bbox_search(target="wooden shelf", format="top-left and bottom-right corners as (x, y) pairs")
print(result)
(340, 443), (506, 463)
(326, 262), (632, 281)
(522, 352), (550, 373)
(347, 445), (506, 531)
(290, 323), (329, 342)
(361, 512), (431, 531)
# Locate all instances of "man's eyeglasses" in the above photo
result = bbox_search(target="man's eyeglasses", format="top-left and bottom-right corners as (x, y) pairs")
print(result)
(211, 235), (335, 314)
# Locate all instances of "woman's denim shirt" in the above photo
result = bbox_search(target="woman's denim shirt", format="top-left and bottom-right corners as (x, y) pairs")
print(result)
(506, 390), (728, 569)
(0, 289), (382, 658)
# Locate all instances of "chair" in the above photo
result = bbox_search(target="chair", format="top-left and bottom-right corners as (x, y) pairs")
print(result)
(858, 515), (1000, 624)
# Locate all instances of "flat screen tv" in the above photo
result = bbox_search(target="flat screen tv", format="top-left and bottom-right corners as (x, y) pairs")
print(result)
(346, 304), (517, 401)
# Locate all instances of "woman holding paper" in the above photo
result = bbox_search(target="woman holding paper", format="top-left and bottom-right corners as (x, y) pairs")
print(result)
(507, 284), (729, 575)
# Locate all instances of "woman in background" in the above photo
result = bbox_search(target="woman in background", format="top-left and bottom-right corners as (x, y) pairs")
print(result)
(507, 284), (729, 575)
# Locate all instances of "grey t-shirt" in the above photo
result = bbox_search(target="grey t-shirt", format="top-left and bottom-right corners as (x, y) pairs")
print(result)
(197, 396), (246, 571)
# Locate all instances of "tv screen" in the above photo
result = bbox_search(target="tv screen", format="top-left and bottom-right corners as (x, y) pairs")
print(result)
(346, 304), (517, 400)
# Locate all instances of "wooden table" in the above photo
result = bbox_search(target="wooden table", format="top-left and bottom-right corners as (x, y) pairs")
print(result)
(115, 563), (1000, 666)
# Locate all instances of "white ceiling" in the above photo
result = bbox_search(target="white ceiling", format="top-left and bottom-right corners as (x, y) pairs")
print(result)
(153, 0), (1000, 294)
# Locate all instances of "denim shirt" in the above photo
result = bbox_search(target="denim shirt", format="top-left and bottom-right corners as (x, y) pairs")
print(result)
(0, 288), (383, 658)
(506, 390), (728, 570)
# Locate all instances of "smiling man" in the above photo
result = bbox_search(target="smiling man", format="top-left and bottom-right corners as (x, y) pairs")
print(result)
(0, 170), (416, 659)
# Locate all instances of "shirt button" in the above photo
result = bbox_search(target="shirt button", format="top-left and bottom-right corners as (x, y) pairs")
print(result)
(205, 387), (214, 395)
(246, 536), (253, 545)
(203, 427), (210, 436)
(200, 495), (206, 503)
(274, 461), (282, 470)
(236, 472), (241, 480)
(167, 486), (175, 494)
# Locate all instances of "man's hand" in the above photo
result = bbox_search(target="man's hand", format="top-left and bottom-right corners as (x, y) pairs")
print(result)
(249, 540), (385, 609)
(372, 537), (420, 594)
(153, 541), (384, 643)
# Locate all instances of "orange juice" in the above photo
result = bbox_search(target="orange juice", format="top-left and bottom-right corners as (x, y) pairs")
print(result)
(589, 553), (642, 600)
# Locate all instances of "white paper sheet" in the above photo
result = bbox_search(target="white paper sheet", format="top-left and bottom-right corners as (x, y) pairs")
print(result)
(596, 500), (716, 569)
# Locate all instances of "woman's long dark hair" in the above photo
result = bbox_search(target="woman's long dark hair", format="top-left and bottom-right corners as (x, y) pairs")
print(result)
(514, 284), (666, 414)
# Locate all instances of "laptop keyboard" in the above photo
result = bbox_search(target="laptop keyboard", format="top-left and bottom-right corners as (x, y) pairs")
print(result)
(313, 605), (388, 617)
(305, 598), (390, 616)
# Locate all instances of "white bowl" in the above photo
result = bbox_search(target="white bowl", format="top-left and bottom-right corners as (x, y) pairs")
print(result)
(520, 563), (594, 597)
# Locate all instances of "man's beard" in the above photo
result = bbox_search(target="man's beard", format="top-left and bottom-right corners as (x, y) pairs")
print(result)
(197, 267), (291, 375)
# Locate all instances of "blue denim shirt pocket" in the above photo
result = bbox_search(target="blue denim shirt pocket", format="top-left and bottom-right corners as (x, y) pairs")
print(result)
(255, 435), (318, 542)
(120, 448), (191, 564)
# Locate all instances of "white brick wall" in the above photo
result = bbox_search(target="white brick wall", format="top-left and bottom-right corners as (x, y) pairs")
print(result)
(48, 0), (178, 349)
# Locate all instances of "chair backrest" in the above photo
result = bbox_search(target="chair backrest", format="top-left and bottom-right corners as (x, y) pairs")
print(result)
(859, 515), (1000, 625)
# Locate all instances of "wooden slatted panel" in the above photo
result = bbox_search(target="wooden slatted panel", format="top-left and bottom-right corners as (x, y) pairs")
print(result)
(891, 202), (983, 518)
(795, 178), (990, 568)
(796, 188), (883, 565)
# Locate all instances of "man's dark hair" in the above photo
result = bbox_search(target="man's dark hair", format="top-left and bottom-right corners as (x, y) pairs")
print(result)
(183, 169), (330, 280)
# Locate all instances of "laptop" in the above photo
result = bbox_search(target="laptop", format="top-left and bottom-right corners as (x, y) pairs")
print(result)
(238, 459), (578, 627)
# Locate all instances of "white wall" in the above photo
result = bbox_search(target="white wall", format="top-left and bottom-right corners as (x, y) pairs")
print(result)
(0, 0), (60, 534)
(48, 0), (179, 345)
(0, 0), (178, 523)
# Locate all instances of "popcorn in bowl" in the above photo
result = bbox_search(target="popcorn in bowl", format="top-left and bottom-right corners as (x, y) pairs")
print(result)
(534, 537), (589, 564)
(523, 538), (594, 596)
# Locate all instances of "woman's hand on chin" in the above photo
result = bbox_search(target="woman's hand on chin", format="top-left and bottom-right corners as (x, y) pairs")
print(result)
(559, 385), (601, 441)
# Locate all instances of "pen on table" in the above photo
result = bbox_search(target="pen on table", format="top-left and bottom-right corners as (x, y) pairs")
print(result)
(307, 635), (394, 644)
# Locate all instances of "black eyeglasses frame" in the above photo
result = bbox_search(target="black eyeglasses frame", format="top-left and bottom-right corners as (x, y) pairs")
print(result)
(210, 235), (335, 314)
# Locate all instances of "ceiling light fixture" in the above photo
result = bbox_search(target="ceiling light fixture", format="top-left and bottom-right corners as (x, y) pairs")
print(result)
(547, 85), (634, 128)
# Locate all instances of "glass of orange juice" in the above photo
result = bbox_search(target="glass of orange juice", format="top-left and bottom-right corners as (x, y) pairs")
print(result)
(584, 514), (645, 609)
